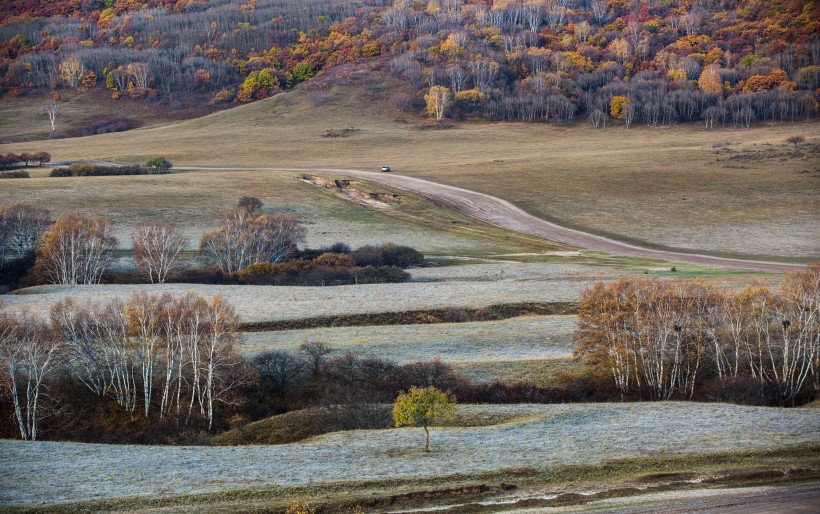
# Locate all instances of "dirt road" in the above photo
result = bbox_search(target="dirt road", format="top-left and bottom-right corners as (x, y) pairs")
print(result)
(310, 168), (805, 273)
(176, 165), (807, 272)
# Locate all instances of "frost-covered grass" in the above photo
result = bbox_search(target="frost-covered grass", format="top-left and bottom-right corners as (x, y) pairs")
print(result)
(2, 279), (593, 323)
(407, 262), (630, 282)
(238, 315), (575, 363)
(1, 403), (818, 507)
(2, 263), (776, 324)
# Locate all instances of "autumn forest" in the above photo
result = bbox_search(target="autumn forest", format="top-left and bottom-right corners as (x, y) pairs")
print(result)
(1, 0), (818, 127)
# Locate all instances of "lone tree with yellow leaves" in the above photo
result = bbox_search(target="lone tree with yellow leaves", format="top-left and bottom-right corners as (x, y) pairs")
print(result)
(424, 85), (450, 120)
(393, 386), (456, 453)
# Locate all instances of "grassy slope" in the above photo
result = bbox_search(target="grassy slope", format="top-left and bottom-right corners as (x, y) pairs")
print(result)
(0, 279), (606, 322)
(2, 403), (817, 510)
(0, 72), (816, 259)
(238, 314), (576, 384)
(0, 89), (219, 144)
(0, 168), (564, 256)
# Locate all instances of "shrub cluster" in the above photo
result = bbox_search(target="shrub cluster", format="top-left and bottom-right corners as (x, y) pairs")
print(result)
(351, 243), (424, 268)
(237, 252), (410, 286)
(0, 170), (29, 179)
(50, 162), (170, 177)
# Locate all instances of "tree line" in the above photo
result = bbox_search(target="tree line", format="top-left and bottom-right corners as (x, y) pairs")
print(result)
(49, 157), (172, 177)
(0, 197), (423, 291)
(0, 151), (50, 170)
(0, 290), (241, 440)
(574, 264), (820, 405)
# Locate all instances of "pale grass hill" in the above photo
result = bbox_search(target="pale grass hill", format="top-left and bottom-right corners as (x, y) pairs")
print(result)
(0, 64), (816, 259)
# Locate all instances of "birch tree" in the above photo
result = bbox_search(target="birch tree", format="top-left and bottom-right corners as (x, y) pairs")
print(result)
(0, 309), (61, 441)
(201, 296), (240, 430)
(59, 54), (85, 88)
(127, 62), (151, 91)
(43, 102), (60, 132)
(132, 220), (189, 283)
(127, 292), (165, 417)
(425, 85), (451, 120)
(0, 207), (6, 267)
(51, 298), (111, 397)
(200, 208), (305, 273)
(3, 203), (51, 257)
(36, 213), (118, 284)
(774, 264), (819, 402)
(574, 280), (635, 400)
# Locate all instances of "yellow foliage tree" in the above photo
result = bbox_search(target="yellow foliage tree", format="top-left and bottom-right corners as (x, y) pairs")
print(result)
(610, 95), (630, 119)
(36, 213), (118, 285)
(454, 88), (488, 110)
(425, 85), (451, 120)
(393, 386), (456, 452)
(59, 54), (85, 88)
(698, 65), (723, 95)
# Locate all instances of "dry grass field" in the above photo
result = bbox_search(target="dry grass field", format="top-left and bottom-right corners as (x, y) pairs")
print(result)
(1, 403), (817, 510)
(0, 168), (564, 256)
(1, 75), (816, 259)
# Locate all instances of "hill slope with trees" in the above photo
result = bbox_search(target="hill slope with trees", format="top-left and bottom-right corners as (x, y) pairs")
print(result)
(0, 0), (817, 129)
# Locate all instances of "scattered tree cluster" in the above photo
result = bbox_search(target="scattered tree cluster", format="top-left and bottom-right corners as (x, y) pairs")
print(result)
(50, 158), (172, 177)
(0, 198), (422, 291)
(575, 264), (820, 405)
(0, 151), (50, 170)
(199, 207), (307, 273)
(383, 0), (819, 126)
(0, 0), (384, 102)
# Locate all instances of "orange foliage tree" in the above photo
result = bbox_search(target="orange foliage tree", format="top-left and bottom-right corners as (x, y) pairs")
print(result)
(35, 213), (118, 284)
(575, 265), (819, 403)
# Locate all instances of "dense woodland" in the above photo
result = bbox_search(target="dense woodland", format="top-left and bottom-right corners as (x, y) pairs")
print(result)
(0, 0), (817, 126)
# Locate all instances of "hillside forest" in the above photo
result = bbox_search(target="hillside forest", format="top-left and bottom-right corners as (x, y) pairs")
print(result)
(0, 0), (818, 127)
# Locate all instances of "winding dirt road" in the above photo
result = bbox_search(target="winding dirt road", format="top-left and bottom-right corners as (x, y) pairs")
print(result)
(308, 168), (806, 273)
(181, 165), (807, 272)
